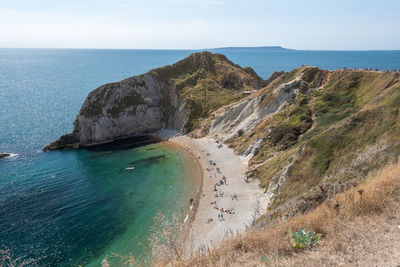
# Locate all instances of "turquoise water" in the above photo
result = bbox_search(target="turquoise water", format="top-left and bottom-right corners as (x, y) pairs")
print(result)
(1, 48), (400, 266)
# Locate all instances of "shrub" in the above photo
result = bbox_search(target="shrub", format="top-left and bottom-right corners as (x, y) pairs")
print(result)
(291, 228), (322, 249)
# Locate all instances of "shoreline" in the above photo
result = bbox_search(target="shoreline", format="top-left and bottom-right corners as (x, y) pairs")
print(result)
(167, 135), (268, 258)
(161, 138), (204, 253)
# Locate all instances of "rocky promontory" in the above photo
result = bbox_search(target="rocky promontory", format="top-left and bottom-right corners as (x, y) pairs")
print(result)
(44, 52), (265, 150)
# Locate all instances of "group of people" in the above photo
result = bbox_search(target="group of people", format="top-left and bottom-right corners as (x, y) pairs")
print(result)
(208, 209), (235, 223)
(204, 143), (247, 224)
(231, 193), (239, 201)
(214, 191), (224, 197)
(206, 212), (227, 223)
(211, 204), (236, 216)
(221, 207), (235, 214)
(213, 176), (227, 190)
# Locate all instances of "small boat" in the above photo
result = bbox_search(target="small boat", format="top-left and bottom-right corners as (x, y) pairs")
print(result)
(125, 167), (135, 170)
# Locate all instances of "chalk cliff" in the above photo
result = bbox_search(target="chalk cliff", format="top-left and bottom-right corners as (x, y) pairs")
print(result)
(44, 52), (265, 150)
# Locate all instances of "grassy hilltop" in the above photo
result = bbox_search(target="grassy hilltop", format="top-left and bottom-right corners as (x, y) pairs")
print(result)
(149, 51), (266, 131)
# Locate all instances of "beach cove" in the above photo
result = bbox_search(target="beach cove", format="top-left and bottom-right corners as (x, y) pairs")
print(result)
(168, 136), (268, 257)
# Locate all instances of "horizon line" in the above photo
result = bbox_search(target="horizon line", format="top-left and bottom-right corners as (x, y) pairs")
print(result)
(1, 47), (400, 51)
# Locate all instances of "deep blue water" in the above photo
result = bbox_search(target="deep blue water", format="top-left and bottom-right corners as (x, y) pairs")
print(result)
(1, 48), (400, 266)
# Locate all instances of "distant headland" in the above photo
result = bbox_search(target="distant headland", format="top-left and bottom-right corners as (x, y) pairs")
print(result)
(212, 46), (294, 50)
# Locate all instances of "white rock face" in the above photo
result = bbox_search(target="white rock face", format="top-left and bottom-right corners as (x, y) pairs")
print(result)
(209, 78), (302, 141)
(243, 138), (263, 158)
(63, 74), (187, 146)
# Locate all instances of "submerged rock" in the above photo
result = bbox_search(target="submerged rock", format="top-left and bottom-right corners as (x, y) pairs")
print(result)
(0, 153), (10, 159)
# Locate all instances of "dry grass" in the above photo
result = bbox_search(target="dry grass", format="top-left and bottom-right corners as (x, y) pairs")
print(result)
(179, 162), (400, 266)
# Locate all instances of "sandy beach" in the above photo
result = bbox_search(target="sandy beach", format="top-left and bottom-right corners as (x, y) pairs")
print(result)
(168, 135), (268, 257)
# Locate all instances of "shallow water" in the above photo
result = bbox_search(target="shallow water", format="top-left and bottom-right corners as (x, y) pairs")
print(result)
(0, 141), (199, 266)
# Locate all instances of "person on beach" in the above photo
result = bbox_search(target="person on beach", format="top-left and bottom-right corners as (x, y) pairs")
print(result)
(222, 176), (227, 185)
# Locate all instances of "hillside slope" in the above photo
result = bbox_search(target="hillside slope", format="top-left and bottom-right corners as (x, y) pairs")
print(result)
(184, 162), (400, 266)
(195, 66), (400, 223)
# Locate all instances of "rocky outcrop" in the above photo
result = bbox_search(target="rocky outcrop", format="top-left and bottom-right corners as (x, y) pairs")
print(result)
(45, 52), (265, 150)
(0, 153), (10, 159)
(208, 77), (304, 141)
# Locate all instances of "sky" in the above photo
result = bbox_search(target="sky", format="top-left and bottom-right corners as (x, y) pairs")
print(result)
(0, 0), (399, 50)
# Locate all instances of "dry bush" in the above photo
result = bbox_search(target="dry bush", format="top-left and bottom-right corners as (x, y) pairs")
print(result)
(183, 162), (400, 266)
(100, 212), (185, 267)
(149, 212), (186, 266)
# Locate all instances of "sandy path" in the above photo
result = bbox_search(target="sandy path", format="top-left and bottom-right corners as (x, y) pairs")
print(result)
(168, 135), (267, 257)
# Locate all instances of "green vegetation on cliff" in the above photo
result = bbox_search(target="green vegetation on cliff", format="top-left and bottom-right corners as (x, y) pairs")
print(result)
(151, 52), (266, 131)
(224, 67), (400, 217)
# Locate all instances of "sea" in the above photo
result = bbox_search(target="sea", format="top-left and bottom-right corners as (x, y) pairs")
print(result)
(1, 48), (400, 266)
